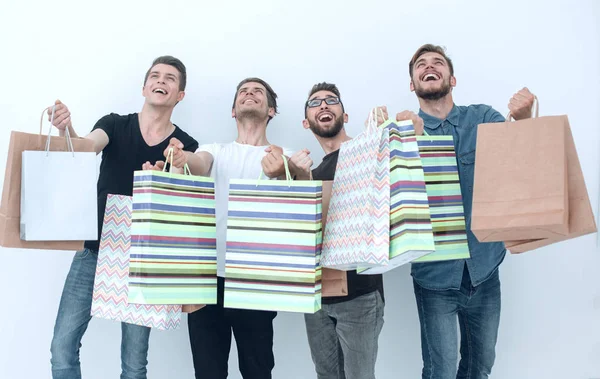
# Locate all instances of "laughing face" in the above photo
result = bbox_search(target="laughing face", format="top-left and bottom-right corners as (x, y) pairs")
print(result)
(142, 64), (185, 107)
(232, 82), (275, 122)
(303, 90), (347, 138)
(410, 52), (456, 101)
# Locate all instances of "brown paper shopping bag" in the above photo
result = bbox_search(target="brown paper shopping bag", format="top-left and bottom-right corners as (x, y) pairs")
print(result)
(0, 109), (94, 250)
(504, 121), (596, 253)
(471, 101), (570, 242)
(321, 181), (348, 297)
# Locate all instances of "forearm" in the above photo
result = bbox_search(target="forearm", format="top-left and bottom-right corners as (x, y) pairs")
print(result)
(58, 124), (79, 139)
(186, 151), (212, 176)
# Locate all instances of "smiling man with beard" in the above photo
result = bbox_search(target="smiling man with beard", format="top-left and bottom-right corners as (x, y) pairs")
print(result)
(403, 44), (535, 379)
(291, 82), (395, 379)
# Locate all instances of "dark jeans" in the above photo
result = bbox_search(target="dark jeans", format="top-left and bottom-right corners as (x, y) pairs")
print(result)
(188, 276), (277, 379)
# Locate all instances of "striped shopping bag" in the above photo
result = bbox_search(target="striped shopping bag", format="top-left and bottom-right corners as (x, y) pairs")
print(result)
(359, 120), (435, 274)
(91, 194), (182, 330)
(128, 163), (217, 305)
(412, 134), (470, 262)
(224, 163), (322, 313)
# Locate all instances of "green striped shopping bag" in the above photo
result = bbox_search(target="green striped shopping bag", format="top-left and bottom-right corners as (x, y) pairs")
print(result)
(412, 133), (470, 262)
(128, 155), (217, 305)
(224, 158), (322, 313)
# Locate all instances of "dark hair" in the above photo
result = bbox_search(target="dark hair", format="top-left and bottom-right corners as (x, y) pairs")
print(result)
(143, 55), (187, 91)
(408, 44), (454, 79)
(232, 78), (278, 121)
(305, 82), (345, 117)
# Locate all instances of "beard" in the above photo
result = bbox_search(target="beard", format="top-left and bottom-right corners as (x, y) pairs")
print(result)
(308, 116), (345, 138)
(236, 107), (269, 123)
(414, 78), (452, 101)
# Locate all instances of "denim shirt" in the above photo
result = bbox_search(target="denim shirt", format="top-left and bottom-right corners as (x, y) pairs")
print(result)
(411, 104), (507, 290)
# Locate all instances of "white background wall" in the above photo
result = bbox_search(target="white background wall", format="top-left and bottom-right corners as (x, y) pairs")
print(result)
(1, 0), (599, 378)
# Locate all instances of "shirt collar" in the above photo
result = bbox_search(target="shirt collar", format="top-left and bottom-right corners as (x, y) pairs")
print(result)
(419, 104), (460, 129)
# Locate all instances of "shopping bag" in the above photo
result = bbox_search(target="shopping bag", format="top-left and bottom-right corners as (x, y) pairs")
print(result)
(412, 133), (470, 262)
(19, 106), (97, 241)
(321, 111), (390, 270)
(320, 181), (347, 297)
(128, 152), (217, 305)
(472, 101), (570, 242)
(359, 118), (435, 274)
(91, 194), (182, 330)
(504, 118), (596, 253)
(224, 158), (322, 313)
(0, 108), (95, 249)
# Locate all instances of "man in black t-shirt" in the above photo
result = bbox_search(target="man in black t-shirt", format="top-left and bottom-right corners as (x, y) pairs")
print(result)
(47, 56), (198, 379)
(290, 82), (385, 379)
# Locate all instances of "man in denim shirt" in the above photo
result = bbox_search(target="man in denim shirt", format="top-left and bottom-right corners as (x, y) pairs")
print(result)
(404, 44), (534, 379)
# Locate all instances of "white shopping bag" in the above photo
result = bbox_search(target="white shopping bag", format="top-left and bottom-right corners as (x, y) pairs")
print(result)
(20, 106), (98, 241)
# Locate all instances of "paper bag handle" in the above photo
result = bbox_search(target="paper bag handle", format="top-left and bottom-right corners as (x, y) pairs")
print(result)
(40, 106), (75, 156)
(256, 154), (292, 186)
(163, 147), (192, 176)
(506, 95), (539, 121)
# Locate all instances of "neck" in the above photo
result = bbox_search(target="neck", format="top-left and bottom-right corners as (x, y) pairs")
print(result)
(317, 128), (351, 155)
(417, 94), (454, 120)
(235, 117), (269, 146)
(139, 103), (174, 133)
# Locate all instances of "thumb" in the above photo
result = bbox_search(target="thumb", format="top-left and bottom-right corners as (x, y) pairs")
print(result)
(54, 99), (62, 105)
(264, 146), (273, 153)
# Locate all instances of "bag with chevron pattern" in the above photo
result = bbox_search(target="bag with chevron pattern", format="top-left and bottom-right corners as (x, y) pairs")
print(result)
(358, 119), (436, 274)
(411, 133), (470, 262)
(91, 194), (182, 330)
(128, 150), (218, 305)
(224, 158), (322, 313)
(321, 110), (391, 270)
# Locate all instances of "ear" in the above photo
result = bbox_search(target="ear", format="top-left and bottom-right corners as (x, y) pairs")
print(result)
(231, 108), (236, 118)
(343, 113), (349, 123)
(302, 119), (310, 130)
(450, 76), (457, 88)
(177, 91), (185, 102)
(268, 107), (275, 118)
(410, 80), (415, 92)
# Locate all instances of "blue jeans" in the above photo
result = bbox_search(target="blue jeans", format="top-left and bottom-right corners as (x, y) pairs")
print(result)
(50, 249), (151, 379)
(304, 290), (385, 379)
(413, 266), (501, 379)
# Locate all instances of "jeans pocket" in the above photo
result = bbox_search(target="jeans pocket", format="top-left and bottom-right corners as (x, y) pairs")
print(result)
(73, 249), (91, 260)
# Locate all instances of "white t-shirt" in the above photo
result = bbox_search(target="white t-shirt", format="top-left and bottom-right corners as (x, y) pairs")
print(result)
(197, 142), (294, 277)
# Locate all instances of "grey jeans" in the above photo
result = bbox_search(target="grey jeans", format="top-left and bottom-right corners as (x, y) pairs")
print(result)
(304, 291), (385, 379)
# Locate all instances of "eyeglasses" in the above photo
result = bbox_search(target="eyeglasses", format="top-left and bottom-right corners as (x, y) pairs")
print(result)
(305, 97), (341, 108)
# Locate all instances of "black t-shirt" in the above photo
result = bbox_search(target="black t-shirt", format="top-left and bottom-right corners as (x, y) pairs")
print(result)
(314, 149), (385, 304)
(84, 113), (199, 252)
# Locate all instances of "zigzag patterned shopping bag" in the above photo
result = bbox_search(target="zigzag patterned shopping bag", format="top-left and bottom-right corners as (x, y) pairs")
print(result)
(128, 159), (217, 305)
(321, 119), (391, 270)
(224, 160), (322, 313)
(91, 194), (181, 330)
(412, 134), (470, 262)
(359, 120), (435, 274)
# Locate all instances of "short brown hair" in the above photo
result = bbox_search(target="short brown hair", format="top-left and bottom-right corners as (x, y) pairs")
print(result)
(409, 44), (454, 79)
(143, 56), (187, 91)
(232, 77), (279, 123)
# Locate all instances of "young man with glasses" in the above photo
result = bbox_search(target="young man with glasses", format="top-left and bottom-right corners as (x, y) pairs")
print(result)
(290, 82), (397, 379)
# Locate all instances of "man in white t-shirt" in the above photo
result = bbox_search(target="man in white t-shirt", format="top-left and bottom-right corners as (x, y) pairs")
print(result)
(155, 78), (305, 379)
